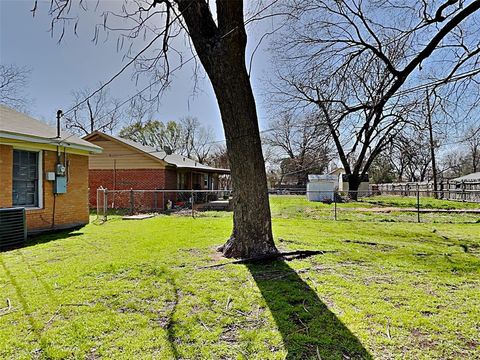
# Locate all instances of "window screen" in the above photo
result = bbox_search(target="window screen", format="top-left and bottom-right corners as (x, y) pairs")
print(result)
(12, 150), (39, 207)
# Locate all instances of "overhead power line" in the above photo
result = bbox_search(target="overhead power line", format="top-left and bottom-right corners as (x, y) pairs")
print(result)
(61, 0), (197, 117)
(392, 68), (480, 98)
(60, 0), (279, 120)
(53, 1), (479, 152)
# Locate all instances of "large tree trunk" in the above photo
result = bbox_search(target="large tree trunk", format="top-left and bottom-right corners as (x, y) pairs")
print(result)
(177, 0), (277, 258)
(347, 174), (361, 201)
(426, 93), (438, 198)
(210, 60), (277, 258)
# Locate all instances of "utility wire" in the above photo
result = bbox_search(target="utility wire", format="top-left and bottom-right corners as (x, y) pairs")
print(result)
(82, 54), (197, 126)
(56, 0), (480, 129)
(392, 68), (480, 98)
(61, 0), (196, 117)
(60, 0), (278, 120)
(54, 2), (479, 151)
(67, 66), (480, 145)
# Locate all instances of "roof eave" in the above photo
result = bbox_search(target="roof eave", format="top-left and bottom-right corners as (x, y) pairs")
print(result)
(0, 130), (102, 153)
(176, 166), (230, 174)
(84, 131), (230, 172)
(84, 131), (169, 162)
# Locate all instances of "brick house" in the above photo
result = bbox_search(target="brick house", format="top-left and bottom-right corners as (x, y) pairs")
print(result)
(83, 131), (230, 207)
(0, 105), (102, 234)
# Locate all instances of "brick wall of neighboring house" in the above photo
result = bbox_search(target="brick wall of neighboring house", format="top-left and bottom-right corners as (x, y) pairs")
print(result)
(165, 169), (177, 190)
(89, 168), (179, 209)
(0, 145), (90, 233)
(0, 145), (13, 208)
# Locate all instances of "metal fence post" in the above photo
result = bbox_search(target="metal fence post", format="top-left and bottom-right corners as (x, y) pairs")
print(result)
(334, 191), (337, 221)
(104, 189), (108, 222)
(191, 190), (195, 218)
(416, 184), (420, 223)
(130, 189), (134, 215)
(96, 188), (100, 221)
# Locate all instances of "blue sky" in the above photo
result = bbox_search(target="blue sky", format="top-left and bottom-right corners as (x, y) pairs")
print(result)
(0, 0), (275, 140)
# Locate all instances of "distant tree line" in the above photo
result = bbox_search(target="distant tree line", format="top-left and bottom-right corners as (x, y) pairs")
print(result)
(369, 124), (480, 184)
(265, 0), (480, 193)
(119, 116), (218, 165)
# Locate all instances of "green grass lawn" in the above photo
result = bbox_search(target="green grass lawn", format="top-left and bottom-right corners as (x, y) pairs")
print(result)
(1, 197), (479, 359)
(266, 195), (480, 224)
(358, 195), (480, 210)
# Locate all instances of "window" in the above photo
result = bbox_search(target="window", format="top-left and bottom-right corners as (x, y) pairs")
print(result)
(12, 150), (40, 207)
(177, 172), (186, 190)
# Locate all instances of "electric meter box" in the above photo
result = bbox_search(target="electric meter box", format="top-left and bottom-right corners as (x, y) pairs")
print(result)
(56, 163), (66, 176)
(54, 176), (67, 194)
(46, 172), (56, 181)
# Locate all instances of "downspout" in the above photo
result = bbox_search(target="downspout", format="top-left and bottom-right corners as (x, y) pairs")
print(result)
(113, 159), (117, 190)
(113, 159), (117, 208)
(52, 109), (62, 230)
(56, 110), (62, 139)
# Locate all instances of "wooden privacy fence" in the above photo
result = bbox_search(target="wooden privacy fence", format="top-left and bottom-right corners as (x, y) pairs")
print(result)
(372, 181), (480, 202)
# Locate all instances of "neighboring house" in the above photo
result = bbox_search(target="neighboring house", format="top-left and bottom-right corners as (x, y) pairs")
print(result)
(0, 105), (102, 235)
(84, 131), (230, 207)
(450, 172), (480, 183)
(329, 167), (370, 194)
(444, 172), (480, 202)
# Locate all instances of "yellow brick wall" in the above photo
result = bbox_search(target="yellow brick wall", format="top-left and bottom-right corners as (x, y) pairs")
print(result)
(0, 145), (90, 233)
(0, 145), (13, 208)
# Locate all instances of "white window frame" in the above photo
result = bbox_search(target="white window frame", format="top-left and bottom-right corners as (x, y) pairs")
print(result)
(12, 147), (43, 210)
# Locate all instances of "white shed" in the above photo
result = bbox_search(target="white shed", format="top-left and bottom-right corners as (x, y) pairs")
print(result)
(306, 174), (338, 202)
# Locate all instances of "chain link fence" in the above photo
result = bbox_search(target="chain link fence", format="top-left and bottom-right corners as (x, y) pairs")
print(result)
(279, 189), (480, 223)
(94, 188), (480, 224)
(96, 188), (232, 221)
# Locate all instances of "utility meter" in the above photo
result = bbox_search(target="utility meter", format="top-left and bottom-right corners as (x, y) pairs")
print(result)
(56, 163), (66, 176)
(54, 162), (67, 194)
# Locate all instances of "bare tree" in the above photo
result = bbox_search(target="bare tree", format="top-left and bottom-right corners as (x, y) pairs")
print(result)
(416, 83), (476, 189)
(206, 143), (229, 169)
(179, 116), (215, 163)
(64, 88), (123, 135)
(271, 0), (480, 198)
(43, 0), (278, 257)
(464, 125), (480, 173)
(399, 133), (434, 182)
(0, 64), (31, 110)
(439, 150), (472, 179)
(125, 97), (156, 125)
(264, 113), (332, 186)
(424, 90), (439, 195)
(437, 125), (480, 179)
(368, 153), (397, 184)
(377, 128), (439, 183)
(206, 144), (231, 188)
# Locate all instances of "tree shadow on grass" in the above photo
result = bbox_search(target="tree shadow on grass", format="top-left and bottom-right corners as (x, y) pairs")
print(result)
(1, 228), (85, 252)
(25, 227), (84, 248)
(247, 260), (372, 360)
